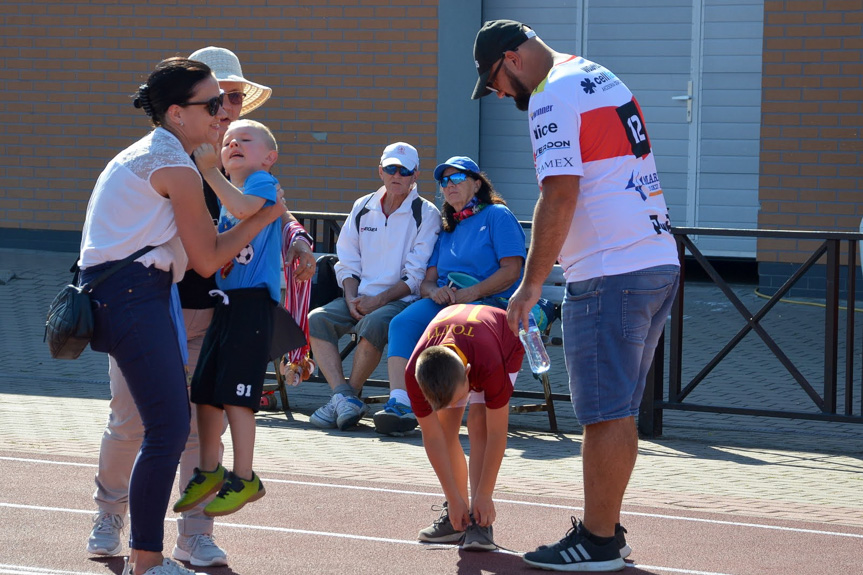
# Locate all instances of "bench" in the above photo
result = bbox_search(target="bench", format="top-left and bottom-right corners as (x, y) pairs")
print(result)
(265, 255), (567, 432)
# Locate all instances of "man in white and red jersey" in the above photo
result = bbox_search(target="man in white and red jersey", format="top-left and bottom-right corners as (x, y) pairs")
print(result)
(471, 20), (680, 572)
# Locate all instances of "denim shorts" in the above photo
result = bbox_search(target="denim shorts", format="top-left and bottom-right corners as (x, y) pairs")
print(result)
(562, 265), (679, 426)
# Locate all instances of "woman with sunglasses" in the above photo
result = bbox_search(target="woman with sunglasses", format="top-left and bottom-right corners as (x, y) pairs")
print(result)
(374, 156), (526, 436)
(78, 58), (285, 575)
(86, 48), (313, 571)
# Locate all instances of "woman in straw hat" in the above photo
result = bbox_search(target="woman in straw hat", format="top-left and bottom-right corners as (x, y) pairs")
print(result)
(85, 49), (313, 572)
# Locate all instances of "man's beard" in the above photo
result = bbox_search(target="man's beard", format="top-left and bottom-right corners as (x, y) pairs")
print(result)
(504, 67), (532, 111)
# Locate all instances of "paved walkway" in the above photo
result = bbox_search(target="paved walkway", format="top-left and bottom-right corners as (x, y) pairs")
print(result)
(1, 247), (861, 531)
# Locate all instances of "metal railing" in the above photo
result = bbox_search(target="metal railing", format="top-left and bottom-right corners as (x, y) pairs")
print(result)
(291, 211), (344, 252)
(291, 213), (863, 434)
(284, 211), (561, 429)
(639, 227), (863, 436)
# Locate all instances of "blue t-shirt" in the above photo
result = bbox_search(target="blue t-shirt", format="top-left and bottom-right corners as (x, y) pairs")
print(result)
(215, 170), (282, 303)
(430, 204), (526, 299)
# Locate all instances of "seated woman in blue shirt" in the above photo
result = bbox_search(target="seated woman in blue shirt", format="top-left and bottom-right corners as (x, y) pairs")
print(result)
(373, 156), (526, 436)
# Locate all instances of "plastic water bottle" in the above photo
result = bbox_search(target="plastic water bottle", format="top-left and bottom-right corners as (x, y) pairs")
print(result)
(519, 312), (551, 374)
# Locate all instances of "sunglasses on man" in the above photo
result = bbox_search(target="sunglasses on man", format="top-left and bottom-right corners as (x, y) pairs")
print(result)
(382, 165), (416, 177)
(438, 172), (470, 187)
(485, 30), (534, 94)
(181, 91), (225, 116)
(485, 56), (507, 94)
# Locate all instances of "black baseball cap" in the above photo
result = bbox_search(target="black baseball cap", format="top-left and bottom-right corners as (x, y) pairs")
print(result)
(471, 20), (536, 100)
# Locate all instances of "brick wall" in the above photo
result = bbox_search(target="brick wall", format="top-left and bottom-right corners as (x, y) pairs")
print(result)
(759, 0), (863, 266)
(0, 0), (439, 242)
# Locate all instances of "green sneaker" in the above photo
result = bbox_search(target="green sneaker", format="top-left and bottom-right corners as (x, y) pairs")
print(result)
(173, 464), (227, 513)
(203, 471), (266, 517)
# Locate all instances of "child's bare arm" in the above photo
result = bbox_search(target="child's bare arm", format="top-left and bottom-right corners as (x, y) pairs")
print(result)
(417, 414), (472, 531)
(472, 403), (510, 527)
(194, 144), (266, 220)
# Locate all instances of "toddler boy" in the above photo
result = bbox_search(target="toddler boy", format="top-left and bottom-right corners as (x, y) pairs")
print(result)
(174, 119), (284, 517)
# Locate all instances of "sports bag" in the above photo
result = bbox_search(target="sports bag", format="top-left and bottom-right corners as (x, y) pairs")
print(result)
(44, 246), (155, 360)
(309, 254), (342, 310)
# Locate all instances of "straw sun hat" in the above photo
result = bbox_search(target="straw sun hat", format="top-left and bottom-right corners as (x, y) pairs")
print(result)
(189, 46), (272, 116)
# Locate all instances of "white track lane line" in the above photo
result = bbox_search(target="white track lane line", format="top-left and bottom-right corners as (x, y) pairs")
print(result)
(3, 455), (862, 540)
(0, 563), (750, 575)
(627, 567), (742, 575)
(2, 503), (743, 575)
(0, 565), (103, 575)
(0, 502), (443, 549)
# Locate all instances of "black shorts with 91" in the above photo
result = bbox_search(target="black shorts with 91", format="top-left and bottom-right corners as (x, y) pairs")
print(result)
(190, 288), (275, 411)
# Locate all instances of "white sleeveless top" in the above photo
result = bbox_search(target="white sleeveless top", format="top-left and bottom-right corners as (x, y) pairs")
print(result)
(79, 128), (199, 282)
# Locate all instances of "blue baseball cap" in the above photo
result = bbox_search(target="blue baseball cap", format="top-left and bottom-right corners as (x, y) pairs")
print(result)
(433, 156), (480, 182)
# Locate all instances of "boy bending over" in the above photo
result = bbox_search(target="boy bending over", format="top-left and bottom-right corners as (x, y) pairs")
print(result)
(174, 119), (283, 517)
(407, 304), (524, 550)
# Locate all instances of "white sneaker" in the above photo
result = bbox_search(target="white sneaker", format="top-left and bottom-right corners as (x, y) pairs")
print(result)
(335, 396), (368, 430)
(122, 557), (207, 575)
(310, 394), (341, 428)
(87, 512), (124, 556)
(172, 533), (228, 567)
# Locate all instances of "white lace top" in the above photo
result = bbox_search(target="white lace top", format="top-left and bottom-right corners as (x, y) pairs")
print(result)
(79, 128), (200, 281)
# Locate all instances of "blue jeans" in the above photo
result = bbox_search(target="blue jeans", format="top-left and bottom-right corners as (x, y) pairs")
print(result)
(562, 265), (679, 426)
(386, 298), (447, 359)
(84, 262), (190, 552)
(387, 297), (510, 359)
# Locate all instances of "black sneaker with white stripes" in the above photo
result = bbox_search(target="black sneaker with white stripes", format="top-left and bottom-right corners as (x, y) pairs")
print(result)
(615, 523), (631, 559)
(522, 517), (624, 572)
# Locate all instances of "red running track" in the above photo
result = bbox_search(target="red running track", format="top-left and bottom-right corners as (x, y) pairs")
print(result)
(2, 452), (861, 574)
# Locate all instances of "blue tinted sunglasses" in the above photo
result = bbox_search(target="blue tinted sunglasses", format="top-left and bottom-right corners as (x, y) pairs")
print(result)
(438, 172), (470, 187)
(382, 164), (416, 177)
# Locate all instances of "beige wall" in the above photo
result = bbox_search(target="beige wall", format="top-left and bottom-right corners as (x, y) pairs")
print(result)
(0, 0), (439, 238)
(758, 0), (863, 264)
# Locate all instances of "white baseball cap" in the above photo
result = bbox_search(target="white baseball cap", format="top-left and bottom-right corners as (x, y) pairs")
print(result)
(189, 46), (272, 116)
(380, 142), (419, 171)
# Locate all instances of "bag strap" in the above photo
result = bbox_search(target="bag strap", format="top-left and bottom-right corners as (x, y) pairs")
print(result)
(82, 245), (156, 292)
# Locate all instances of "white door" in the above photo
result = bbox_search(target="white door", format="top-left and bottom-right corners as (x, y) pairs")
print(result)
(692, 0), (763, 257)
(479, 0), (763, 258)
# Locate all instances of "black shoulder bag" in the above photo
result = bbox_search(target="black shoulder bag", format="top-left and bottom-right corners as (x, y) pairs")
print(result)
(44, 246), (155, 360)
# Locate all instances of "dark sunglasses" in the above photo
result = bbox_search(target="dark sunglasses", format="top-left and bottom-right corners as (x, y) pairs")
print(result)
(181, 91), (225, 116)
(485, 56), (507, 94)
(225, 91), (246, 106)
(382, 165), (416, 177)
(486, 44), (521, 94)
(438, 172), (470, 187)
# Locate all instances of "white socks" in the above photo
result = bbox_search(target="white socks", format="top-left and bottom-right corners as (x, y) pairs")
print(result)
(390, 388), (410, 406)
